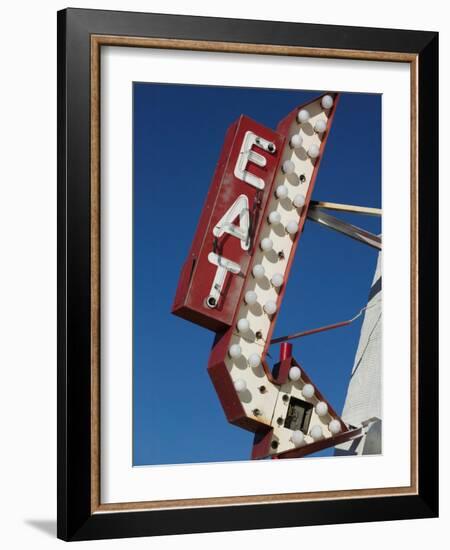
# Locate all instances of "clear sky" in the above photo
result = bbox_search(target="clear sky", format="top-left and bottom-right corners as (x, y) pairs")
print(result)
(133, 82), (381, 466)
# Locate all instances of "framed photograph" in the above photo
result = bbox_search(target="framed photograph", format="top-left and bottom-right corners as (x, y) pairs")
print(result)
(57, 8), (438, 541)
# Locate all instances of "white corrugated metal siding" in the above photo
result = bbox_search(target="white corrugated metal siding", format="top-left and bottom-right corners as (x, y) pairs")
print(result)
(335, 252), (382, 455)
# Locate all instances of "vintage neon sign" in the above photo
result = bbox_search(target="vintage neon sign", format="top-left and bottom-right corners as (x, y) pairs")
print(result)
(173, 94), (362, 458)
(173, 116), (283, 331)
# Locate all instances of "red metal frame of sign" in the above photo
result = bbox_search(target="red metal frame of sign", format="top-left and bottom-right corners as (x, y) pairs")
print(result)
(172, 116), (285, 332)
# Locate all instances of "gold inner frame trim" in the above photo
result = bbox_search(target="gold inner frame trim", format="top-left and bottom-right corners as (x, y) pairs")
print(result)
(90, 34), (419, 514)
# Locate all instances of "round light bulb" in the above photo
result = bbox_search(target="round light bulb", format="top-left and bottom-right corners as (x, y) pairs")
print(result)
(297, 109), (310, 123)
(282, 159), (295, 175)
(290, 134), (303, 149)
(291, 430), (304, 447)
(308, 144), (320, 159)
(234, 379), (247, 393)
(321, 94), (334, 109)
(237, 318), (250, 333)
(252, 264), (265, 279)
(268, 211), (281, 225)
(315, 401), (328, 417)
(244, 290), (258, 306)
(310, 425), (323, 440)
(293, 193), (306, 209)
(288, 366), (301, 381)
(275, 184), (289, 199)
(248, 353), (261, 368)
(314, 119), (327, 133)
(260, 237), (273, 252)
(263, 300), (277, 315)
(229, 344), (242, 359)
(329, 419), (342, 434)
(302, 383), (315, 399)
(286, 220), (299, 235)
(271, 273), (284, 288)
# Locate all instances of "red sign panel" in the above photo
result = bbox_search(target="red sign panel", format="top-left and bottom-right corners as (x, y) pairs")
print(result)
(172, 115), (285, 332)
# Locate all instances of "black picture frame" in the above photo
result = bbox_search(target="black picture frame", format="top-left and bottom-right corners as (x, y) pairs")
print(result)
(57, 7), (438, 541)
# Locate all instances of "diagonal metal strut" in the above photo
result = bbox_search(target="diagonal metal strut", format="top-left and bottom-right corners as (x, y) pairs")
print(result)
(309, 200), (382, 217)
(307, 206), (382, 250)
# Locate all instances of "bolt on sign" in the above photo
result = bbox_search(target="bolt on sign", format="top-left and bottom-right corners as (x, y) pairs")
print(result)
(173, 93), (362, 459)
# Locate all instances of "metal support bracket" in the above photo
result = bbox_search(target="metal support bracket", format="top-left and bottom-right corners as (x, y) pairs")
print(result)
(310, 200), (382, 217)
(307, 206), (382, 250)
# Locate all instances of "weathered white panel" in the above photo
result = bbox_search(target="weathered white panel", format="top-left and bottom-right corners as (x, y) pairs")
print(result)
(225, 98), (332, 430)
(336, 252), (382, 454)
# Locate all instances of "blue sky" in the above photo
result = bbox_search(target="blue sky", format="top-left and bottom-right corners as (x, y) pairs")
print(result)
(133, 82), (381, 466)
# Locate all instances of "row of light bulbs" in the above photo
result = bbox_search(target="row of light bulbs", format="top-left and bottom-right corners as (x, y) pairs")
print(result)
(233, 366), (315, 397)
(234, 95), (333, 327)
(233, 370), (342, 445)
(291, 418), (341, 447)
(233, 367), (314, 394)
(242, 100), (335, 325)
(288, 94), (333, 164)
(228, 96), (334, 412)
(270, 102), (330, 232)
(277, 97), (337, 448)
(250, 146), (310, 316)
(234, 134), (310, 331)
(227, 103), (316, 367)
(297, 94), (334, 124)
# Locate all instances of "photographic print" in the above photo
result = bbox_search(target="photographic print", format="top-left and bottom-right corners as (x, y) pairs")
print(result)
(133, 83), (382, 465)
(58, 9), (438, 540)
